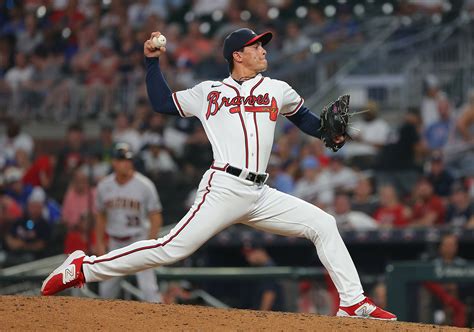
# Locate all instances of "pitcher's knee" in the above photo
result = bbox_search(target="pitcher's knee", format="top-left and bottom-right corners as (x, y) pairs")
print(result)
(321, 213), (338, 232)
(157, 242), (200, 264)
(304, 213), (338, 240)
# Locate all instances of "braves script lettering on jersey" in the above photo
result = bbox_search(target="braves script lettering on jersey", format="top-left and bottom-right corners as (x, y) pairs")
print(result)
(42, 29), (396, 319)
(173, 76), (302, 173)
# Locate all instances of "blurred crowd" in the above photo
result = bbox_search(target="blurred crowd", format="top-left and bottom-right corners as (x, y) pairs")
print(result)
(1, 0), (473, 121)
(0, 0), (369, 120)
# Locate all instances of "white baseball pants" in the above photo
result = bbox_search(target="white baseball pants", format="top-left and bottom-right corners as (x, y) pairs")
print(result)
(98, 233), (161, 303)
(83, 169), (365, 306)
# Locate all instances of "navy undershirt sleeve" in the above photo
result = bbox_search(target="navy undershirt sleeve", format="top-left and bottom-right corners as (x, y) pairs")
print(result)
(286, 106), (322, 139)
(145, 57), (179, 115)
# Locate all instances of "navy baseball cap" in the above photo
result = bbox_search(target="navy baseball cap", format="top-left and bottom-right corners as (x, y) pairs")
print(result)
(112, 142), (134, 160)
(223, 28), (273, 62)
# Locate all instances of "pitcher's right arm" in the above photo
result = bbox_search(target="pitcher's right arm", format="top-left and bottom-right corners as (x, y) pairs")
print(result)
(144, 31), (179, 115)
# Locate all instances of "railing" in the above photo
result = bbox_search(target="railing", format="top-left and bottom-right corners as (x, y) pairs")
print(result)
(304, 18), (401, 111)
(386, 262), (474, 324)
(300, 14), (474, 114)
(0, 265), (329, 307)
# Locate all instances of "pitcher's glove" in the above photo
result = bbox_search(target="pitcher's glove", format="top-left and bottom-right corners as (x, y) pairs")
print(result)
(319, 94), (350, 152)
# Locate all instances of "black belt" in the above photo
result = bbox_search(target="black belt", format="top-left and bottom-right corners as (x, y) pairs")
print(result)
(211, 164), (268, 185)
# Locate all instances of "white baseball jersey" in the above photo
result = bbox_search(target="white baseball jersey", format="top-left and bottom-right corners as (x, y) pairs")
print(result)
(96, 172), (162, 237)
(172, 74), (303, 173)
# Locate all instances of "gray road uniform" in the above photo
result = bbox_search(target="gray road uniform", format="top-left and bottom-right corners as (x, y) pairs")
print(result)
(96, 172), (162, 302)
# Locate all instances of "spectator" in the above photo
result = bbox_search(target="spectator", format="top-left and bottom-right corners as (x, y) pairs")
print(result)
(303, 7), (329, 37)
(428, 233), (467, 326)
(281, 123), (303, 159)
(408, 0), (448, 15)
(100, 1), (127, 33)
(297, 280), (333, 315)
(0, 41), (12, 104)
(3, 166), (33, 209)
(446, 182), (474, 228)
(113, 113), (142, 153)
(421, 74), (443, 130)
(456, 89), (474, 146)
(21, 153), (54, 190)
(449, 89), (474, 178)
(160, 23), (182, 57)
(141, 112), (166, 145)
(70, 21), (100, 81)
(15, 12), (43, 55)
(62, 169), (99, 255)
(281, 21), (311, 60)
(182, 125), (212, 183)
(141, 135), (177, 180)
(1, 6), (24, 37)
(63, 212), (96, 255)
(20, 48), (64, 117)
(375, 108), (424, 196)
(433, 233), (466, 266)
(192, 0), (230, 17)
(0, 176), (23, 237)
(81, 153), (111, 186)
(4, 187), (51, 263)
(185, 21), (213, 62)
(330, 192), (378, 231)
(127, 0), (167, 29)
(266, 155), (294, 194)
(324, 5), (362, 51)
(425, 151), (454, 198)
(12, 148), (30, 175)
(84, 38), (120, 116)
(174, 34), (201, 68)
(61, 167), (96, 230)
(91, 123), (115, 164)
(142, 112), (189, 158)
(273, 136), (298, 177)
(51, 123), (88, 201)
(0, 119), (34, 163)
(316, 155), (358, 205)
(345, 100), (390, 169)
(305, 139), (330, 168)
(241, 245), (285, 311)
(456, 88), (474, 143)
(4, 52), (33, 113)
(214, 4), (246, 39)
(293, 156), (320, 203)
(410, 177), (446, 227)
(351, 176), (378, 216)
(371, 281), (388, 310)
(248, 2), (276, 32)
(49, 0), (86, 31)
(373, 184), (410, 228)
(131, 97), (153, 133)
(424, 94), (454, 150)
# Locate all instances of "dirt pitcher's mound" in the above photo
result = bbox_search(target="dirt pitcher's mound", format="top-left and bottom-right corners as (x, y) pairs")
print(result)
(0, 296), (467, 331)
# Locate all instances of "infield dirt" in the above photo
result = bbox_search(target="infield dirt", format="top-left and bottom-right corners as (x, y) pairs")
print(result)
(0, 296), (469, 331)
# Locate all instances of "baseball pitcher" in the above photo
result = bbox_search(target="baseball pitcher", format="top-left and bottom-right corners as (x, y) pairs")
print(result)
(42, 28), (396, 320)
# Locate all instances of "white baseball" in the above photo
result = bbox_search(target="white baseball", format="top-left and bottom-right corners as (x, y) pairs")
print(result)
(152, 35), (167, 48)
